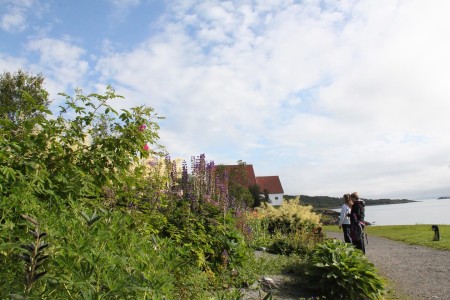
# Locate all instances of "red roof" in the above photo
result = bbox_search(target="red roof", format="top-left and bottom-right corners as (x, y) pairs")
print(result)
(256, 176), (284, 194)
(215, 164), (257, 186)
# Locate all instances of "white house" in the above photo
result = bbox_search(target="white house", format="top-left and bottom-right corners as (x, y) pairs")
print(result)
(256, 176), (284, 206)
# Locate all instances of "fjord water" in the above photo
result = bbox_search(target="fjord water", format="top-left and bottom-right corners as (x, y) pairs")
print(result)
(364, 198), (450, 226)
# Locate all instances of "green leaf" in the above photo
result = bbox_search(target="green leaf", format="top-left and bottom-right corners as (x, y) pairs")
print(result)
(87, 215), (101, 226)
(38, 242), (49, 252)
(20, 244), (35, 253)
(80, 211), (90, 223)
(32, 271), (47, 282)
(21, 214), (39, 226)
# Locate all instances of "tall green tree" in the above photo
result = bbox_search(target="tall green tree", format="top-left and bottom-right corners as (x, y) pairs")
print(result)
(0, 70), (50, 124)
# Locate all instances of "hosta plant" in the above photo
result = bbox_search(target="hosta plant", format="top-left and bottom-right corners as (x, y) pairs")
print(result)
(300, 239), (387, 299)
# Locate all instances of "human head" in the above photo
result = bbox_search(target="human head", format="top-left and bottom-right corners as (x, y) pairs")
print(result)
(350, 192), (359, 200)
(343, 194), (352, 205)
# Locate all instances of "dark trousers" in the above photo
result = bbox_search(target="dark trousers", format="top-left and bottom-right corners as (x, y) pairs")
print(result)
(342, 224), (352, 243)
(352, 238), (365, 254)
(351, 222), (366, 254)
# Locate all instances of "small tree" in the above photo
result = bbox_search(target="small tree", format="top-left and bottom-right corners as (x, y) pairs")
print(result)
(263, 189), (270, 203)
(0, 70), (50, 124)
(248, 184), (263, 208)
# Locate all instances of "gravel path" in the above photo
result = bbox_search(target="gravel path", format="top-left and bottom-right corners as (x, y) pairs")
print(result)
(326, 231), (450, 300)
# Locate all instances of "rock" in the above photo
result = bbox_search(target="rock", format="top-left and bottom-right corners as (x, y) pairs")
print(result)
(260, 276), (277, 288)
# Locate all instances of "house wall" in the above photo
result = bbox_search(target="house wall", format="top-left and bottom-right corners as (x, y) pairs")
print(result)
(261, 193), (284, 206)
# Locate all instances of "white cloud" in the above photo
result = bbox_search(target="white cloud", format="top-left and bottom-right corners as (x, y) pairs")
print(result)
(0, 0), (36, 32)
(1, 11), (26, 32)
(26, 38), (89, 96)
(19, 0), (447, 199)
(0, 53), (27, 72)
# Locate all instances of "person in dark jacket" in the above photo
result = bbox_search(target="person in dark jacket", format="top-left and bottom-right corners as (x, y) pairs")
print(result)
(350, 192), (366, 253)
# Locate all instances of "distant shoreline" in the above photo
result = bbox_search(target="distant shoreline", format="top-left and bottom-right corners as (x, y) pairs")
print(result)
(285, 195), (415, 210)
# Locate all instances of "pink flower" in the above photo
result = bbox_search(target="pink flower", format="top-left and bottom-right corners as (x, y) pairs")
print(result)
(139, 124), (147, 132)
(143, 143), (150, 151)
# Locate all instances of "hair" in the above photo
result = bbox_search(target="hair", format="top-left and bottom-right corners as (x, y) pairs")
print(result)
(350, 192), (359, 200)
(343, 194), (351, 204)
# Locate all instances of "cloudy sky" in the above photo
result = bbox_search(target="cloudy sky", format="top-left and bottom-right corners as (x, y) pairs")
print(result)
(2, 0), (450, 200)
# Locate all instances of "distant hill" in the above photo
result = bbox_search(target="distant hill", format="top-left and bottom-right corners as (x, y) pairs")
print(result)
(438, 196), (450, 199)
(284, 195), (415, 209)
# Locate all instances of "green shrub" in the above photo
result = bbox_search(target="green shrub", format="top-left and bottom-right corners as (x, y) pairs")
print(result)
(300, 239), (387, 299)
(245, 213), (272, 249)
(256, 198), (321, 234)
(268, 230), (320, 256)
(246, 199), (323, 256)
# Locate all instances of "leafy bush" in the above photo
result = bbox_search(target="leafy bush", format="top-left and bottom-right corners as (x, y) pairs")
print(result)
(0, 85), (164, 208)
(246, 199), (323, 255)
(245, 211), (272, 249)
(268, 230), (321, 256)
(300, 239), (387, 299)
(257, 198), (321, 234)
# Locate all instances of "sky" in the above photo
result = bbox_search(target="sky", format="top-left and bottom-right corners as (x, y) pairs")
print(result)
(1, 0), (450, 200)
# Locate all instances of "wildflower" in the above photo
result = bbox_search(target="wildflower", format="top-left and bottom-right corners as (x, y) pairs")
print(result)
(143, 143), (150, 151)
(138, 124), (147, 132)
(148, 159), (158, 167)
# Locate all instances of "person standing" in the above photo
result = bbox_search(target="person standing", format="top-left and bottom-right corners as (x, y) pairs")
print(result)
(350, 192), (366, 253)
(338, 194), (353, 243)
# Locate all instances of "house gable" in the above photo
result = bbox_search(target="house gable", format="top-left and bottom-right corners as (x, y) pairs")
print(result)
(256, 176), (284, 205)
(215, 164), (257, 187)
(256, 176), (284, 194)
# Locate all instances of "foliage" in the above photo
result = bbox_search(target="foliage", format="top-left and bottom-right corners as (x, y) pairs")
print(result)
(6, 214), (50, 299)
(0, 85), (164, 207)
(1, 199), (207, 299)
(268, 230), (321, 256)
(300, 239), (387, 300)
(257, 198), (322, 234)
(0, 70), (50, 124)
(245, 211), (273, 249)
(249, 183), (264, 208)
(214, 160), (256, 209)
(245, 200), (323, 256)
(159, 154), (256, 283)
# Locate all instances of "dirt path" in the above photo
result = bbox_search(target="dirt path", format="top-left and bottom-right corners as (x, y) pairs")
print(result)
(242, 233), (450, 299)
(326, 231), (450, 300)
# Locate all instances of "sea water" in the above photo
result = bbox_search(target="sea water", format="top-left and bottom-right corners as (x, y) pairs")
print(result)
(333, 198), (450, 225)
(363, 198), (450, 226)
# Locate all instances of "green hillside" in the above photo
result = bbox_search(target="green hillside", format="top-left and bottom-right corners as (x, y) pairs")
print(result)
(285, 195), (415, 209)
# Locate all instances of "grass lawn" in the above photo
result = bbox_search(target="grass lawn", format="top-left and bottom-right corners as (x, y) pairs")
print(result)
(323, 224), (450, 251)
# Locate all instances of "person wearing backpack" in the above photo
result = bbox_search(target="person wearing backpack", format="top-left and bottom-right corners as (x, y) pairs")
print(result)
(350, 192), (366, 253)
(338, 194), (353, 243)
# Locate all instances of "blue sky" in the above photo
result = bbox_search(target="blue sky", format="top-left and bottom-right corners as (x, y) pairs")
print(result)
(2, 0), (450, 200)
